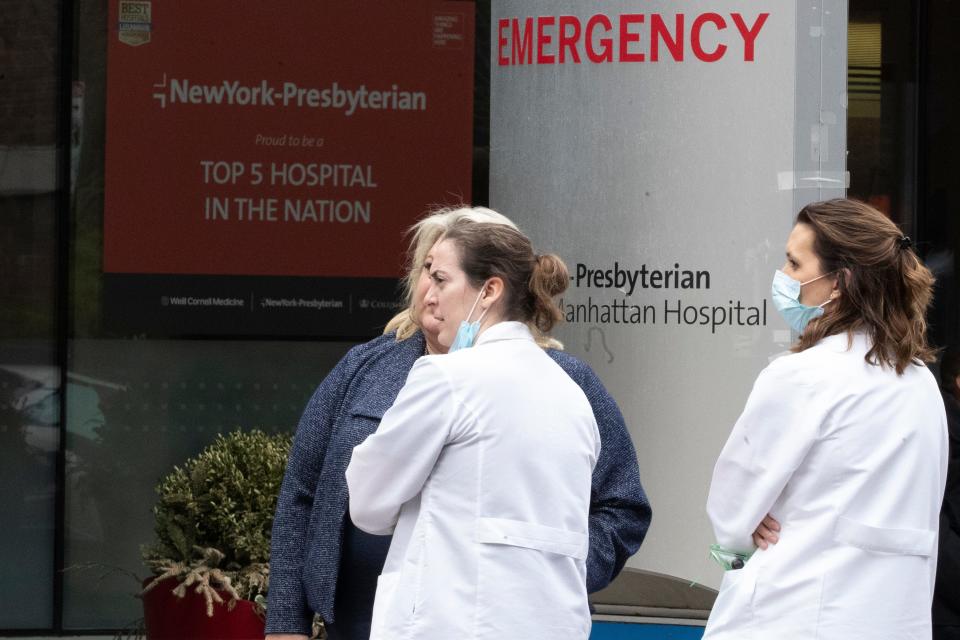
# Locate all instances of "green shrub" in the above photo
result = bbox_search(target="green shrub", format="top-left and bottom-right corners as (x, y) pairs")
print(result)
(142, 430), (291, 612)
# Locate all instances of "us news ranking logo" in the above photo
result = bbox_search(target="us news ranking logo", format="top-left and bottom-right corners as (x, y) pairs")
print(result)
(118, 1), (151, 47)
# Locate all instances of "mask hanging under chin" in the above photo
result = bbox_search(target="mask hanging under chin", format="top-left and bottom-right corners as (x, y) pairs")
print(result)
(448, 289), (489, 352)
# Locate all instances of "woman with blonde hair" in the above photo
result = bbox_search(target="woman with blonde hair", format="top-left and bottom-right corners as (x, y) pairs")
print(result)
(704, 198), (948, 639)
(266, 207), (650, 640)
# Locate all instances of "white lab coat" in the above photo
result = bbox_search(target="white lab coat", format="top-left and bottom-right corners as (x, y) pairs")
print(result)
(704, 332), (949, 640)
(345, 321), (600, 640)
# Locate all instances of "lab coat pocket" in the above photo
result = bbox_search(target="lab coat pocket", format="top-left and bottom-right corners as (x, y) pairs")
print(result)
(476, 517), (588, 559)
(714, 561), (757, 614)
(369, 571), (401, 640)
(476, 518), (590, 638)
(821, 517), (936, 633)
(833, 516), (936, 556)
(719, 565), (748, 588)
(702, 563), (759, 636)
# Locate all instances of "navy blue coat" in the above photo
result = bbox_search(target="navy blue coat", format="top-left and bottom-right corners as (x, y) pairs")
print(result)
(266, 331), (651, 635)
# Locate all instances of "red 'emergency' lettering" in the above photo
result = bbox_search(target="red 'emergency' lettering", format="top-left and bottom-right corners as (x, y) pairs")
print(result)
(537, 16), (555, 64)
(585, 14), (613, 63)
(558, 15), (581, 63)
(511, 17), (533, 65)
(497, 11), (771, 66)
(732, 12), (769, 62)
(619, 14), (645, 63)
(691, 13), (727, 62)
(497, 19), (510, 65)
(651, 14), (683, 62)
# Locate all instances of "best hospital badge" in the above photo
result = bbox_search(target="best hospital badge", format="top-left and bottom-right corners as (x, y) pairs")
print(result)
(118, 1), (152, 47)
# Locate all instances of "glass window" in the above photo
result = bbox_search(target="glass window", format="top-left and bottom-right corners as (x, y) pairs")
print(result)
(847, 0), (958, 353)
(847, 0), (917, 232)
(61, 339), (353, 627)
(66, 0), (480, 629)
(0, 1), (62, 629)
(920, 0), (960, 354)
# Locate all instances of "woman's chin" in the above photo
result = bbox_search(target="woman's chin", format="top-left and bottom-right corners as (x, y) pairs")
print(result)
(434, 332), (455, 351)
(419, 325), (449, 352)
(418, 316), (441, 335)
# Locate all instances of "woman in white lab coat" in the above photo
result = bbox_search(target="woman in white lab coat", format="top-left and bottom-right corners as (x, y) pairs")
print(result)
(704, 198), (949, 640)
(345, 220), (600, 640)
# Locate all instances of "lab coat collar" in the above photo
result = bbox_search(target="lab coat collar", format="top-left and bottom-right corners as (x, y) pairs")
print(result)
(474, 321), (535, 346)
(817, 330), (870, 352)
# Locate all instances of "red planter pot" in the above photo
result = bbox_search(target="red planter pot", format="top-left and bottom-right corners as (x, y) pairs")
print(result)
(142, 577), (265, 640)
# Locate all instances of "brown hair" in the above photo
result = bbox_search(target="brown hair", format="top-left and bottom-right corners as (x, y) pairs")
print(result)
(440, 222), (568, 334)
(383, 206), (518, 340)
(793, 198), (936, 374)
(381, 207), (564, 349)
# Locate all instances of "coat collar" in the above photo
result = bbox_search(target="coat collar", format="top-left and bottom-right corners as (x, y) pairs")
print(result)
(817, 330), (870, 352)
(475, 321), (534, 346)
(348, 330), (425, 419)
(401, 329), (427, 357)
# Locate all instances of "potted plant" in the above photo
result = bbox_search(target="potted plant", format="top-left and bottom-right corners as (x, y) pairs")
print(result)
(140, 429), (291, 639)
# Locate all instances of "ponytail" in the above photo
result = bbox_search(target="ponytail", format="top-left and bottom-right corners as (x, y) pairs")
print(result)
(528, 254), (568, 333)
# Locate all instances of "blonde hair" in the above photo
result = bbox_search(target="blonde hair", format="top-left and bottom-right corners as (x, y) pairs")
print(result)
(383, 206), (564, 349)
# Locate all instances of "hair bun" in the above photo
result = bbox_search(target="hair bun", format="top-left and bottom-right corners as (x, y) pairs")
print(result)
(533, 254), (569, 298)
(528, 253), (568, 333)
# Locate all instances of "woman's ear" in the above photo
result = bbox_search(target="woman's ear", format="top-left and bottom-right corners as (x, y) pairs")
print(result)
(481, 277), (505, 310)
(831, 268), (850, 297)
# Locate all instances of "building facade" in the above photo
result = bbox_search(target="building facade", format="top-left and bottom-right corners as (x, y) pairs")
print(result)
(0, 0), (957, 635)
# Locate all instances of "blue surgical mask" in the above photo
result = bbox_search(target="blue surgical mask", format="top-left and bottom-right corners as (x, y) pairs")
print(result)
(771, 269), (835, 334)
(448, 289), (489, 352)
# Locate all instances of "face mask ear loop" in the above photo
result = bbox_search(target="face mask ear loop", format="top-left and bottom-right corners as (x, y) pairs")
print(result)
(464, 288), (485, 324)
(800, 271), (831, 287)
(475, 304), (490, 325)
(473, 283), (492, 325)
(800, 270), (839, 310)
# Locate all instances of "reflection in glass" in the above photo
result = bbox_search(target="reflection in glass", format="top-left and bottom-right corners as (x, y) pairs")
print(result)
(0, 0), (62, 629)
(0, 353), (56, 628)
(61, 339), (352, 628)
